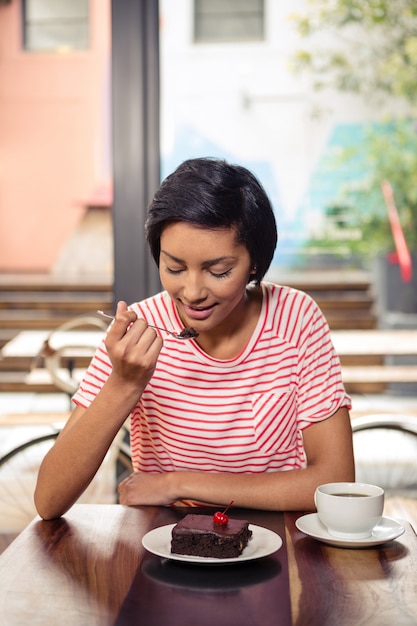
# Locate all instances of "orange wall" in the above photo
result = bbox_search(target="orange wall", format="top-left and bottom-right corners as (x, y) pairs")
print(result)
(0, 0), (111, 272)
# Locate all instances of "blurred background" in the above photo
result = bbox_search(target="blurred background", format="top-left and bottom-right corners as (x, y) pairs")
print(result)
(0, 0), (416, 544)
(1, 0), (416, 291)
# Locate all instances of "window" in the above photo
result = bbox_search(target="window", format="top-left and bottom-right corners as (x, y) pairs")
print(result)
(194, 0), (264, 43)
(23, 0), (89, 52)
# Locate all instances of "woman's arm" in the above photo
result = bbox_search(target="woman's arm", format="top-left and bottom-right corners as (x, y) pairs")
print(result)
(34, 302), (163, 520)
(118, 406), (355, 511)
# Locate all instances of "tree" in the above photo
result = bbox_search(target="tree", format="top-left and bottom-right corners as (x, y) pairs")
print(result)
(336, 119), (417, 257)
(292, 0), (417, 258)
(291, 0), (417, 112)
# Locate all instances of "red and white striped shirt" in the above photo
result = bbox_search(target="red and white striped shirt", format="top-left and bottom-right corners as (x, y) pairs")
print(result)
(73, 282), (351, 476)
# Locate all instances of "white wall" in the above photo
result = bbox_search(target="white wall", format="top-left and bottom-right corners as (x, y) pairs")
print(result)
(159, 0), (378, 267)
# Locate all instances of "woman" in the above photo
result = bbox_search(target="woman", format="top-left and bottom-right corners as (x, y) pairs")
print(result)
(34, 157), (354, 520)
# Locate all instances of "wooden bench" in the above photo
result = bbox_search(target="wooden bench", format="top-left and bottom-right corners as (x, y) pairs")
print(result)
(341, 365), (417, 383)
(331, 329), (417, 393)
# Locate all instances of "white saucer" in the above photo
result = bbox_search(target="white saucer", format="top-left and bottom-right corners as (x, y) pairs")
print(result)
(142, 523), (282, 564)
(295, 514), (405, 548)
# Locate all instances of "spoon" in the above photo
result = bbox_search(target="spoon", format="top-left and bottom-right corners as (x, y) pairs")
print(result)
(96, 310), (199, 340)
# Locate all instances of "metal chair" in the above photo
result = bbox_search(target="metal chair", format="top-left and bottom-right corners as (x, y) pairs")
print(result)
(352, 414), (417, 496)
(0, 314), (132, 535)
(35, 313), (108, 396)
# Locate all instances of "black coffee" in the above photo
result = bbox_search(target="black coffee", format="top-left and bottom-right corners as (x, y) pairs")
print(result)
(330, 492), (369, 497)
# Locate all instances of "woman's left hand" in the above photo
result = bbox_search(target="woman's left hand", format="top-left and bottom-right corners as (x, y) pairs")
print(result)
(118, 471), (175, 506)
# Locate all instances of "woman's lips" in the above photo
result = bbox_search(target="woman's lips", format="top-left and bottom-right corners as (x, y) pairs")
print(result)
(182, 303), (216, 320)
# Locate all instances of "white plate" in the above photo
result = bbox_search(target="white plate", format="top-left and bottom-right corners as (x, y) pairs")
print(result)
(142, 523), (282, 564)
(295, 513), (405, 548)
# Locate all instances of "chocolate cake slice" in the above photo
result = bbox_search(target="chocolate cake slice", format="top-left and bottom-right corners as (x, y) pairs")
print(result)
(171, 514), (252, 558)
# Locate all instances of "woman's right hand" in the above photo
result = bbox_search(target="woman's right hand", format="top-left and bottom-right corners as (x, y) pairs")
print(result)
(104, 300), (163, 391)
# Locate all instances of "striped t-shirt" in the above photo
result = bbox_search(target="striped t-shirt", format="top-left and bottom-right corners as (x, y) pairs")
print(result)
(73, 282), (351, 475)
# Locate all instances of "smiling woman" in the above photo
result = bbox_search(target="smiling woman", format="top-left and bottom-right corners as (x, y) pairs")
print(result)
(158, 222), (258, 357)
(34, 157), (354, 521)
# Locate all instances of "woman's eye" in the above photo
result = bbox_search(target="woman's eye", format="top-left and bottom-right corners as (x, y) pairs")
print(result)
(165, 267), (232, 278)
(210, 269), (232, 279)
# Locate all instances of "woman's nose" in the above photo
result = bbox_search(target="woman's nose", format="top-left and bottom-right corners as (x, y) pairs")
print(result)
(181, 272), (206, 303)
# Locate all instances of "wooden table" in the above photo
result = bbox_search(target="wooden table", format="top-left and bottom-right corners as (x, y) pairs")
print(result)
(3, 329), (417, 393)
(0, 504), (416, 626)
(330, 329), (417, 357)
(0, 330), (105, 359)
(4, 329), (416, 359)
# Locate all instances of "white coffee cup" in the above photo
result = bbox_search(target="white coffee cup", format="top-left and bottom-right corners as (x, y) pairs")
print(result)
(314, 482), (384, 539)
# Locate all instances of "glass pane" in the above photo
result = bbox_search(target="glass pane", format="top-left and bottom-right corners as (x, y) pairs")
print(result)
(24, 0), (89, 51)
(26, 0), (88, 21)
(196, 15), (263, 42)
(194, 0), (264, 43)
(196, 0), (263, 15)
(25, 24), (88, 51)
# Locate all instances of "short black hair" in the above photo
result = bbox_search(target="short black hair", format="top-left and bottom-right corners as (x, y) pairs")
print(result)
(145, 157), (278, 284)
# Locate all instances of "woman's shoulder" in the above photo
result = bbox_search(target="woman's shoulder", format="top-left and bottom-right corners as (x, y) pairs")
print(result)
(262, 281), (317, 308)
(261, 281), (327, 337)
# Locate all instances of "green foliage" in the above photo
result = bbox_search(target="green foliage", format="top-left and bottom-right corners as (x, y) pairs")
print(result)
(291, 0), (417, 109)
(292, 1), (417, 260)
(317, 120), (417, 258)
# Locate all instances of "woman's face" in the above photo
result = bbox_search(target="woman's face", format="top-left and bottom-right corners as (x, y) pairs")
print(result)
(159, 222), (254, 332)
